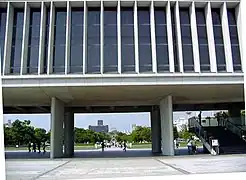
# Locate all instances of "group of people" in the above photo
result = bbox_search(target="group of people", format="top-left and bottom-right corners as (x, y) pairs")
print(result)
(101, 141), (127, 152)
(28, 141), (46, 154)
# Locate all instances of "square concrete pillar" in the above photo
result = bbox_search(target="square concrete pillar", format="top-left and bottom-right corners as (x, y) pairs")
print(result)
(64, 111), (74, 157)
(160, 95), (174, 156)
(50, 97), (64, 159)
(150, 106), (161, 154)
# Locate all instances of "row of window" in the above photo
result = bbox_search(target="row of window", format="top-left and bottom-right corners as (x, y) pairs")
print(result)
(0, 6), (242, 74)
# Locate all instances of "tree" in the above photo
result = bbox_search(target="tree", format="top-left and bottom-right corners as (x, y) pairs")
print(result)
(173, 126), (179, 139)
(34, 128), (47, 142)
(131, 126), (151, 143)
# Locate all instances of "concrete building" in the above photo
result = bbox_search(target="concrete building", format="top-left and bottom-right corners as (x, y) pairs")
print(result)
(88, 120), (109, 133)
(0, 0), (244, 158)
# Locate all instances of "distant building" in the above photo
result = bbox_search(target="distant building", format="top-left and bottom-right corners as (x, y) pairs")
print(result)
(132, 124), (137, 131)
(97, 120), (103, 126)
(89, 120), (109, 133)
(4, 120), (12, 128)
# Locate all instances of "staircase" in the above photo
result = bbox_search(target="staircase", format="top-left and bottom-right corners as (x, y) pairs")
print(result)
(189, 117), (246, 155)
(203, 126), (246, 154)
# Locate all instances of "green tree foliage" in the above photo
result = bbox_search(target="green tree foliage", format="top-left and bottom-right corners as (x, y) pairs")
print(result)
(179, 124), (194, 140)
(173, 126), (179, 139)
(131, 126), (151, 142)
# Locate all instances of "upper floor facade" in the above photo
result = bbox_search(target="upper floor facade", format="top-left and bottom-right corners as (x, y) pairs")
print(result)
(0, 0), (244, 79)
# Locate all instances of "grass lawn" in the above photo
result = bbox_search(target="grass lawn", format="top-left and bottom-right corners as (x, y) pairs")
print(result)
(5, 141), (203, 151)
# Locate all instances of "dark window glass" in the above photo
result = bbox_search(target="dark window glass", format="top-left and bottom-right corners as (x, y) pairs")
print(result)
(171, 7), (179, 72)
(27, 9), (41, 74)
(180, 8), (193, 72)
(138, 7), (152, 73)
(228, 8), (241, 71)
(87, 7), (100, 74)
(10, 9), (24, 74)
(0, 9), (7, 73)
(211, 9), (226, 72)
(53, 8), (66, 73)
(196, 8), (210, 72)
(104, 7), (117, 73)
(43, 8), (50, 74)
(155, 7), (169, 72)
(70, 7), (84, 73)
(121, 7), (135, 73)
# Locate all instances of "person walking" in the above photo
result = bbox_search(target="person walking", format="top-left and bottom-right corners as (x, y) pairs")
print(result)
(101, 141), (105, 152)
(42, 142), (46, 154)
(33, 142), (36, 152)
(28, 142), (31, 153)
(123, 141), (127, 152)
(37, 141), (41, 153)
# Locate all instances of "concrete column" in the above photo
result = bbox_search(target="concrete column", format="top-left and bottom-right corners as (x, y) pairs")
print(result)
(47, 2), (55, 74)
(117, 0), (121, 74)
(221, 2), (233, 73)
(50, 97), (64, 159)
(151, 106), (161, 154)
(64, 111), (74, 157)
(38, 2), (46, 74)
(83, 1), (87, 74)
(205, 2), (217, 73)
(166, 1), (174, 73)
(174, 2), (183, 73)
(20, 2), (30, 75)
(3, 2), (14, 75)
(150, 1), (157, 73)
(65, 1), (71, 74)
(160, 95), (174, 156)
(134, 1), (139, 73)
(100, 1), (104, 74)
(190, 2), (200, 73)
(235, 4), (244, 72)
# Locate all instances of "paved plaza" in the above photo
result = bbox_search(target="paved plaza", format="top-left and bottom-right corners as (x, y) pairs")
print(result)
(5, 148), (246, 180)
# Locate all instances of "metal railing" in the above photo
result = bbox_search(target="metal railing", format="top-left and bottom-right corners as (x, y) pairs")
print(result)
(188, 117), (217, 155)
(221, 118), (246, 140)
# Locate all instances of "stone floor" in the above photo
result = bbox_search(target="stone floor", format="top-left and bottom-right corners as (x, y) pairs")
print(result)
(5, 148), (246, 180)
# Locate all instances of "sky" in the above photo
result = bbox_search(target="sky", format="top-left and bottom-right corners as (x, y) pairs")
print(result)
(3, 111), (218, 132)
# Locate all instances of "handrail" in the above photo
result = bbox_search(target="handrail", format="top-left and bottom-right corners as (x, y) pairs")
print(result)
(221, 118), (246, 140)
(188, 117), (217, 155)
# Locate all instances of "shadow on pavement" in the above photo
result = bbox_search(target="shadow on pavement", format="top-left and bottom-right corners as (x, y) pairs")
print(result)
(5, 147), (205, 159)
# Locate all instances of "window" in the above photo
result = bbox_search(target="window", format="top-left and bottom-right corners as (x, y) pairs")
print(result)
(104, 7), (118, 73)
(53, 8), (66, 73)
(0, 9), (7, 74)
(70, 7), (84, 73)
(211, 9), (226, 72)
(180, 8), (194, 72)
(27, 8), (41, 74)
(155, 7), (169, 72)
(138, 7), (152, 73)
(10, 9), (24, 74)
(227, 8), (241, 72)
(121, 7), (135, 73)
(196, 8), (210, 72)
(171, 7), (179, 72)
(86, 7), (100, 74)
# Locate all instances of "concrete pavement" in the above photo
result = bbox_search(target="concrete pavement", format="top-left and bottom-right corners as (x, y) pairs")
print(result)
(5, 148), (246, 180)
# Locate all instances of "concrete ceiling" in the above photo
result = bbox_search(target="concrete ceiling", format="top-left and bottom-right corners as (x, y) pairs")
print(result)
(3, 84), (244, 106)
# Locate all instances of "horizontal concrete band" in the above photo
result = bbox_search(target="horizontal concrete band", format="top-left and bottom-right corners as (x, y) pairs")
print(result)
(2, 74), (244, 87)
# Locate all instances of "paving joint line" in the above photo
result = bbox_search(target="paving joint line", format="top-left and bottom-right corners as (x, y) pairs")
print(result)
(32, 159), (72, 180)
(154, 158), (191, 175)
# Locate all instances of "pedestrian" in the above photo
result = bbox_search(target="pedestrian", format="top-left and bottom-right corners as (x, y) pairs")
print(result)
(101, 141), (105, 152)
(37, 141), (41, 153)
(123, 141), (127, 152)
(33, 142), (36, 152)
(42, 142), (46, 154)
(28, 142), (31, 153)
